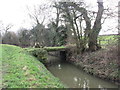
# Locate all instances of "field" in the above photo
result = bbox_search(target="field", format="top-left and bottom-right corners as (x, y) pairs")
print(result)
(1, 44), (65, 88)
(98, 34), (119, 47)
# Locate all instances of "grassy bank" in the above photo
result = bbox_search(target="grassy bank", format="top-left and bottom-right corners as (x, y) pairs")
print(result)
(1, 44), (65, 88)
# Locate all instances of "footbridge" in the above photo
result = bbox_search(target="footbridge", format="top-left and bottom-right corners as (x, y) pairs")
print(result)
(43, 45), (75, 60)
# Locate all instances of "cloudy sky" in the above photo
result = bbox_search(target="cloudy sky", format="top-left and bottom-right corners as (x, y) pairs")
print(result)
(0, 0), (119, 35)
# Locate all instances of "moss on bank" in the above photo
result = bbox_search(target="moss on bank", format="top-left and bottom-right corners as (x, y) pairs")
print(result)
(44, 46), (66, 51)
(24, 48), (48, 64)
(1, 44), (65, 88)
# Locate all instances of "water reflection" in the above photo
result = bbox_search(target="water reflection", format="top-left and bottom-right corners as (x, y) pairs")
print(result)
(58, 64), (62, 69)
(98, 85), (108, 90)
(83, 78), (89, 88)
(73, 76), (90, 88)
(47, 62), (118, 88)
(74, 77), (78, 82)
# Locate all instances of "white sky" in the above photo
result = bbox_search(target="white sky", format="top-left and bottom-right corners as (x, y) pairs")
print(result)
(0, 0), (119, 35)
(0, 0), (50, 31)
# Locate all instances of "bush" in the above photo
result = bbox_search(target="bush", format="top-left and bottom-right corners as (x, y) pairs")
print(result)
(25, 48), (48, 63)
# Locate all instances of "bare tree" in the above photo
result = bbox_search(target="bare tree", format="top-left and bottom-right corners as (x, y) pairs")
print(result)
(88, 0), (104, 51)
(56, 0), (104, 52)
(56, 1), (89, 52)
(27, 4), (48, 25)
(0, 21), (13, 36)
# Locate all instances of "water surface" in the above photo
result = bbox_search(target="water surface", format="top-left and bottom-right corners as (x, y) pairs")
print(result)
(47, 62), (118, 88)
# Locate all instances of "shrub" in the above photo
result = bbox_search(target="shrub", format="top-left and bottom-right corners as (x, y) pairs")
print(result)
(25, 48), (48, 63)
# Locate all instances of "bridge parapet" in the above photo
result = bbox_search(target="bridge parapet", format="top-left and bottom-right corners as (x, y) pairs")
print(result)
(44, 45), (76, 52)
(44, 46), (68, 52)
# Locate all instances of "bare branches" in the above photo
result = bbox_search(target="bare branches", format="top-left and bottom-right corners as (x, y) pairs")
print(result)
(4, 24), (13, 33)
(27, 4), (48, 25)
(0, 21), (13, 35)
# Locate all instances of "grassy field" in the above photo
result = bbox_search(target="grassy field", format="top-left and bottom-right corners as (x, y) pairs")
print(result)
(1, 44), (65, 88)
(98, 34), (119, 47)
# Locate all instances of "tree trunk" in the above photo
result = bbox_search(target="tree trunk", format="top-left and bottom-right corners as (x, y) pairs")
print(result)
(88, 2), (104, 51)
(88, 30), (101, 51)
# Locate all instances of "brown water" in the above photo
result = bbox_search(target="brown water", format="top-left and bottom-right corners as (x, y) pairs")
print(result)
(47, 62), (118, 88)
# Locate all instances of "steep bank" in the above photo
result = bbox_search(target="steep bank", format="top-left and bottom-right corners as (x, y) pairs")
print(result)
(67, 45), (120, 85)
(1, 44), (65, 88)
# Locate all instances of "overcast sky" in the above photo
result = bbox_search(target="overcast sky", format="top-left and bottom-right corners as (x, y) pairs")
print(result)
(0, 0), (119, 35)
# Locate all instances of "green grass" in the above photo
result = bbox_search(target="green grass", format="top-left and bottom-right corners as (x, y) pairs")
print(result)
(1, 44), (65, 88)
(98, 35), (119, 46)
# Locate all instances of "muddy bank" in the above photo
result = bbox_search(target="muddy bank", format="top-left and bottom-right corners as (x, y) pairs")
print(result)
(67, 45), (120, 85)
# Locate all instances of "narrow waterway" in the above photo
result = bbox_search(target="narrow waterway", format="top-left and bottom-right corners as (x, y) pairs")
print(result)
(47, 62), (118, 88)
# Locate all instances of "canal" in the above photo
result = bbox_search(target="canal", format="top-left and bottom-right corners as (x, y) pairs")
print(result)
(47, 61), (118, 88)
